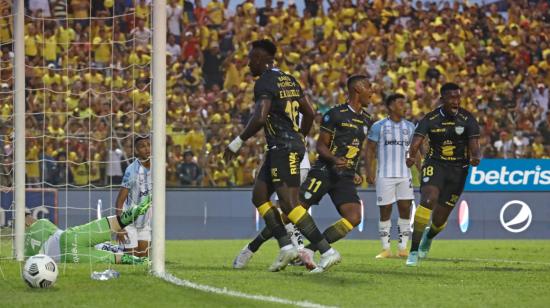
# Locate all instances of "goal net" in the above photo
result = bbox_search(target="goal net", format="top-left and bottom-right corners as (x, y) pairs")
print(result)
(0, 0), (166, 274)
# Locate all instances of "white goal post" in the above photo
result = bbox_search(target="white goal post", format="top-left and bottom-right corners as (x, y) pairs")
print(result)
(151, 0), (167, 275)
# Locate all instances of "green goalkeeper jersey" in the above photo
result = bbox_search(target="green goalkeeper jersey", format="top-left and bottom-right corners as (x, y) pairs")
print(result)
(25, 219), (60, 257)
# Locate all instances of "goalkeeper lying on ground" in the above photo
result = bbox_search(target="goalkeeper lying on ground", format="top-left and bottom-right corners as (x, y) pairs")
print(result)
(24, 195), (152, 264)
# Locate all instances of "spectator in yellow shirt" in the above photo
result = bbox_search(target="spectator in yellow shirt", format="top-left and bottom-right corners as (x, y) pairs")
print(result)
(206, 0), (225, 27)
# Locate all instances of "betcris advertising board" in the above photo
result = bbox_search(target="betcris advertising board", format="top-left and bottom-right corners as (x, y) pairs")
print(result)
(465, 159), (550, 191)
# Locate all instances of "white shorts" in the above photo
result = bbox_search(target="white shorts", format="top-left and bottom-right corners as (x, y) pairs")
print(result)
(376, 177), (414, 206)
(122, 224), (151, 249)
(274, 167), (309, 201)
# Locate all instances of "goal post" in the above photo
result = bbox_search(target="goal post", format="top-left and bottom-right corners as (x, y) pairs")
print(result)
(14, 0), (25, 262)
(151, 0), (167, 275)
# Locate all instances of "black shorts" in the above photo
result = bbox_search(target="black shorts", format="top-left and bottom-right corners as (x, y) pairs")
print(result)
(299, 168), (360, 208)
(257, 148), (305, 188)
(420, 159), (469, 207)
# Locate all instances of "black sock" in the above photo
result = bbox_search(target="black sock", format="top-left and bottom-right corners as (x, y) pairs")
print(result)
(410, 229), (424, 251)
(427, 222), (446, 239)
(248, 227), (272, 253)
(262, 207), (291, 248)
(293, 212), (331, 254)
(307, 218), (353, 252)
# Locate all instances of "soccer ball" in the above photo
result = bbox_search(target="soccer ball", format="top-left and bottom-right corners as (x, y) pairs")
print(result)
(23, 254), (58, 288)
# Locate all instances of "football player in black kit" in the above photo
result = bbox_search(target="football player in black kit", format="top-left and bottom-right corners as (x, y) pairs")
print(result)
(224, 39), (340, 272)
(297, 75), (374, 271)
(405, 83), (481, 266)
(231, 75), (373, 272)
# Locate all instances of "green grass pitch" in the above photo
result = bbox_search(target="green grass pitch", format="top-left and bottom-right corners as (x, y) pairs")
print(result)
(1, 239), (549, 307)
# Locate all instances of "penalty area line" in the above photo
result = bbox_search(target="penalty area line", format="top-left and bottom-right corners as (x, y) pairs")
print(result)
(154, 272), (337, 308)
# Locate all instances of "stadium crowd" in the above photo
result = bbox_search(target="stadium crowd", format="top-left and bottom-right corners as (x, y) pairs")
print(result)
(0, 0), (549, 188)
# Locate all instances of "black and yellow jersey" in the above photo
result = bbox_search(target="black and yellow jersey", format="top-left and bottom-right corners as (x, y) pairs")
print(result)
(254, 68), (305, 151)
(415, 106), (480, 165)
(313, 103), (374, 177)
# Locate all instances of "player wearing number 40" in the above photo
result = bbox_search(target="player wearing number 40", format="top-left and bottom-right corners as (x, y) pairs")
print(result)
(223, 39), (335, 273)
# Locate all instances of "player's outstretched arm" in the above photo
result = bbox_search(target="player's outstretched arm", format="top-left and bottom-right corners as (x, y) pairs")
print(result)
(298, 96), (315, 137)
(468, 137), (481, 166)
(406, 135), (424, 168)
(224, 98), (272, 161)
(316, 130), (347, 169)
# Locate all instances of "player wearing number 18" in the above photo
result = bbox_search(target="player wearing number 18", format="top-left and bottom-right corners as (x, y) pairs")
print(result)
(224, 39), (338, 273)
(405, 83), (481, 266)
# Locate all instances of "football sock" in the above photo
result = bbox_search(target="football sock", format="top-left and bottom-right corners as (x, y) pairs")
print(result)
(248, 227), (272, 253)
(307, 218), (354, 252)
(288, 205), (331, 254)
(397, 218), (411, 251)
(378, 219), (391, 250)
(410, 205), (432, 252)
(257, 201), (291, 248)
(427, 221), (447, 239)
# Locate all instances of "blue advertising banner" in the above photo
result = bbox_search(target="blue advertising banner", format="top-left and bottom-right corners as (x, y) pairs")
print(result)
(54, 189), (550, 239)
(0, 189), (58, 227)
(465, 159), (550, 191)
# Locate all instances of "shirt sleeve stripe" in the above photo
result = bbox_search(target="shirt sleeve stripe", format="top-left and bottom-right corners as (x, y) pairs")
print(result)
(320, 126), (334, 133)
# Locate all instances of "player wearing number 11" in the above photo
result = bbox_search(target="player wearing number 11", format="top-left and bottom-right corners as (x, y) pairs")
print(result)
(224, 39), (339, 273)
(405, 83), (481, 266)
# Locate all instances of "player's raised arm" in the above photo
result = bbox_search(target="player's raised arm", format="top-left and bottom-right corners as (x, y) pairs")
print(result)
(297, 96), (315, 137)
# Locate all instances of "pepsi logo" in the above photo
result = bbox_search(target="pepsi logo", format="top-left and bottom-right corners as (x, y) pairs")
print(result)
(499, 200), (532, 233)
(458, 200), (469, 233)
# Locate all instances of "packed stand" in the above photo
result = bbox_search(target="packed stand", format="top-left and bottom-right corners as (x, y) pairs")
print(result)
(0, 0), (549, 188)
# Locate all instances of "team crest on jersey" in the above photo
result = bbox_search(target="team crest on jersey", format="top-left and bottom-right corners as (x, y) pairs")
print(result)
(455, 126), (464, 135)
(423, 177), (430, 183)
(402, 129), (409, 135)
(304, 192), (312, 200)
(323, 114), (330, 122)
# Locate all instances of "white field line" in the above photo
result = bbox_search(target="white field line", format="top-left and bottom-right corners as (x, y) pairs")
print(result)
(154, 272), (337, 308)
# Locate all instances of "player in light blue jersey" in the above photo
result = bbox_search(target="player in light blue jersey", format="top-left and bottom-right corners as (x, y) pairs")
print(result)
(366, 94), (421, 258)
(115, 135), (152, 257)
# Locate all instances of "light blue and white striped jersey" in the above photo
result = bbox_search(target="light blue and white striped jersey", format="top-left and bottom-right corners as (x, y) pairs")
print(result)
(121, 159), (152, 227)
(368, 118), (415, 178)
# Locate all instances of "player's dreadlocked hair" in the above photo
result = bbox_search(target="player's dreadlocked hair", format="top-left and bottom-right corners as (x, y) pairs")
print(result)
(440, 82), (461, 96)
(346, 74), (369, 91)
(251, 39), (277, 57)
